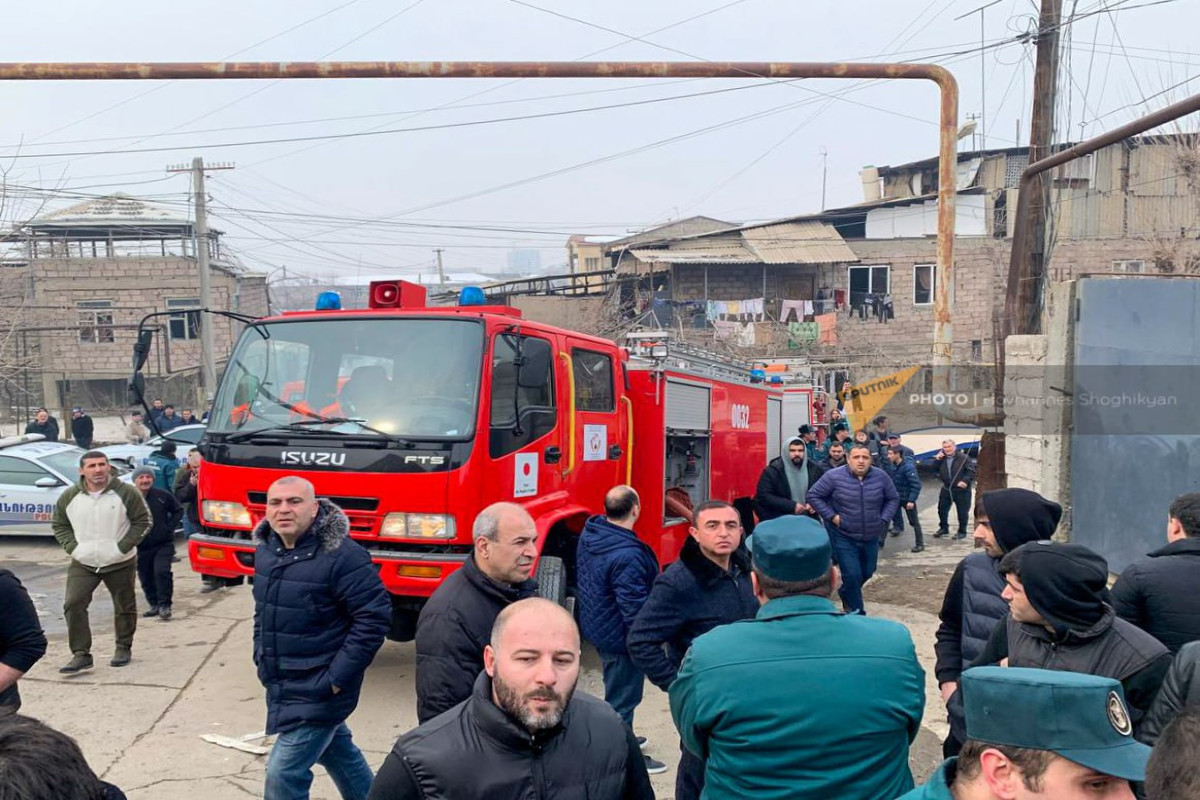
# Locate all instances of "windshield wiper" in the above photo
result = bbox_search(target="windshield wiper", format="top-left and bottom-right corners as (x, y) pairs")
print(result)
(287, 417), (411, 445)
(222, 418), (409, 446)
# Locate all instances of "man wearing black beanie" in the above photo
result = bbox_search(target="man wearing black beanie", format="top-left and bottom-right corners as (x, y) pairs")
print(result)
(973, 541), (1171, 739)
(934, 488), (1062, 757)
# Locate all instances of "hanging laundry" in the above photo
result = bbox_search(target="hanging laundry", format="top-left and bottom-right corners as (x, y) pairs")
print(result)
(712, 319), (738, 341)
(816, 313), (838, 345)
(742, 297), (764, 320)
(802, 300), (814, 317)
(736, 322), (756, 347)
(780, 299), (806, 323)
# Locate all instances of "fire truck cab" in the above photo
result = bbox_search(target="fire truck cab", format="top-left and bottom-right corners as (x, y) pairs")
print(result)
(189, 280), (786, 639)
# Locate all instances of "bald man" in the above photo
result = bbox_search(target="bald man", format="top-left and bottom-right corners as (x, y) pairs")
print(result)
(253, 476), (392, 800)
(576, 485), (665, 772)
(370, 598), (654, 799)
(415, 502), (540, 723)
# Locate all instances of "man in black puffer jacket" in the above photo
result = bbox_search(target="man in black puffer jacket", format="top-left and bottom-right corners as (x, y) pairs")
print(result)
(934, 488), (1062, 756)
(0, 569), (47, 714)
(754, 435), (826, 522)
(253, 477), (391, 800)
(133, 467), (182, 621)
(414, 502), (538, 723)
(1141, 640), (1200, 744)
(1112, 492), (1200, 654)
(368, 599), (653, 800)
(964, 541), (1171, 743)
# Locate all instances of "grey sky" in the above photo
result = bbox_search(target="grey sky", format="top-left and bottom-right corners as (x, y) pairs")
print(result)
(2, 0), (1195, 281)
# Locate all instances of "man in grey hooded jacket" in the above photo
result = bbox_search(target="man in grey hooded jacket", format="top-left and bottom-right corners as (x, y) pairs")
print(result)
(754, 436), (826, 522)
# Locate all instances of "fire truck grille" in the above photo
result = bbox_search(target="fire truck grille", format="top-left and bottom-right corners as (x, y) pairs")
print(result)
(247, 492), (380, 512)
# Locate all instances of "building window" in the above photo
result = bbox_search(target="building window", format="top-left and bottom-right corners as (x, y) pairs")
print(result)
(848, 265), (890, 312)
(971, 340), (983, 361)
(1112, 259), (1145, 274)
(167, 298), (201, 340)
(913, 264), (935, 305)
(77, 300), (114, 344)
(584, 257), (600, 271)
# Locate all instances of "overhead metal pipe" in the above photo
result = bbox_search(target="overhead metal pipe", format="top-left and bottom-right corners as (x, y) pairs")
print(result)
(0, 58), (962, 415)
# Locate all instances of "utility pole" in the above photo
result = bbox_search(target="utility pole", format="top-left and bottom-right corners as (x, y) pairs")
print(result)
(955, 0), (1001, 148)
(168, 157), (234, 407)
(1009, 0), (1062, 337)
(819, 146), (828, 210)
(433, 248), (446, 291)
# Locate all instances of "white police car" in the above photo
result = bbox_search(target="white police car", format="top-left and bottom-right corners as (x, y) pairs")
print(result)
(0, 435), (133, 537)
(98, 423), (206, 470)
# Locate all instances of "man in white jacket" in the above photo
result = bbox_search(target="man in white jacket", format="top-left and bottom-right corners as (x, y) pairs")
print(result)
(53, 451), (151, 673)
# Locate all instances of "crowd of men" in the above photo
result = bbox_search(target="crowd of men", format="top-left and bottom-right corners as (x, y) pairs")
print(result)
(4, 443), (1200, 798)
(19, 398), (201, 448)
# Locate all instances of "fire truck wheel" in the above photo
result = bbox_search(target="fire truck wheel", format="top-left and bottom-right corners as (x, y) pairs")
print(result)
(535, 555), (567, 608)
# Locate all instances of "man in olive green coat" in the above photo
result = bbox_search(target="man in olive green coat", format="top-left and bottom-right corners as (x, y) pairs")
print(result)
(669, 515), (924, 799)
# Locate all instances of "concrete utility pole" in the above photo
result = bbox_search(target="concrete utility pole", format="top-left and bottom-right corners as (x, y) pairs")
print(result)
(434, 248), (446, 290)
(168, 157), (234, 406)
(1009, 0), (1062, 337)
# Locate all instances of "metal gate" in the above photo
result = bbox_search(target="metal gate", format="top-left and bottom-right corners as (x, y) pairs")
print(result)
(1069, 277), (1200, 571)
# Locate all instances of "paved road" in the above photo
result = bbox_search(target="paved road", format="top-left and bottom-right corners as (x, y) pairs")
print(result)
(1, 473), (967, 799)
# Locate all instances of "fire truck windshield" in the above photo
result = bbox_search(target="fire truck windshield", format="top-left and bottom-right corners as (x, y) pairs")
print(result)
(209, 317), (483, 441)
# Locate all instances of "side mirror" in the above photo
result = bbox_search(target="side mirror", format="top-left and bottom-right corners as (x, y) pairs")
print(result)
(128, 372), (146, 405)
(35, 476), (63, 488)
(132, 329), (154, 371)
(517, 342), (552, 389)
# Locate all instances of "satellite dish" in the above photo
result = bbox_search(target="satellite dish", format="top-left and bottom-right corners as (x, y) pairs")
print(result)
(957, 121), (978, 141)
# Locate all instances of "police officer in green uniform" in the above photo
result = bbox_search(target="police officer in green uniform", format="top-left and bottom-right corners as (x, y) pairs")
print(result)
(669, 515), (924, 799)
(899, 666), (1150, 800)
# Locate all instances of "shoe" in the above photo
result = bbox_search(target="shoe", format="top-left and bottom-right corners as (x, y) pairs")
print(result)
(199, 582), (219, 594)
(953, 533), (968, 541)
(911, 545), (925, 553)
(170, 555), (181, 563)
(934, 528), (949, 538)
(635, 735), (648, 751)
(643, 755), (668, 775)
(142, 606), (161, 618)
(59, 653), (94, 674)
(158, 606), (172, 620)
(111, 647), (132, 667)
(889, 528), (902, 537)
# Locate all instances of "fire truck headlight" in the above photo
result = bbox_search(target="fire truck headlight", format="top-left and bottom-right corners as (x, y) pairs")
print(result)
(407, 514), (456, 539)
(380, 513), (409, 537)
(202, 500), (252, 528)
(380, 513), (455, 539)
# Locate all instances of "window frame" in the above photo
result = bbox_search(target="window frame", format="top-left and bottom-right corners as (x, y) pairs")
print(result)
(570, 348), (616, 413)
(847, 264), (891, 309)
(913, 264), (935, 306)
(166, 297), (202, 341)
(77, 299), (115, 344)
(1112, 259), (1145, 274)
(0, 455), (55, 487)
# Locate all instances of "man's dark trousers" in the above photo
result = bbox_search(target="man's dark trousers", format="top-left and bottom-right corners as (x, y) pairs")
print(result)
(937, 486), (971, 536)
(677, 743), (705, 800)
(904, 505), (924, 548)
(137, 543), (175, 609)
(64, 559), (137, 655)
(830, 530), (879, 614)
(599, 651), (645, 728)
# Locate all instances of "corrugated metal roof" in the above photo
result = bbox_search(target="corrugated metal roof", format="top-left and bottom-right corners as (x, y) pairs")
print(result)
(741, 221), (858, 264)
(33, 193), (191, 228)
(629, 246), (758, 264)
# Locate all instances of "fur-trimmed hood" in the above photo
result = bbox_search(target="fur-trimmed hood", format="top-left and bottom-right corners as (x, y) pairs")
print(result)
(253, 497), (350, 552)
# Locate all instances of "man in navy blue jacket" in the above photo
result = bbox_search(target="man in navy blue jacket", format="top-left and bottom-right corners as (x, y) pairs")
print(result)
(808, 443), (900, 615)
(253, 477), (392, 800)
(887, 445), (924, 553)
(576, 486), (665, 774)
(627, 500), (759, 800)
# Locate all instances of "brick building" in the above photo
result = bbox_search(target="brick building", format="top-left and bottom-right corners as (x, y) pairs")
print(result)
(0, 194), (268, 419)
(602, 134), (1200, 387)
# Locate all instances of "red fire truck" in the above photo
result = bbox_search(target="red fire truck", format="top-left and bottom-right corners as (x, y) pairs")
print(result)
(180, 280), (787, 638)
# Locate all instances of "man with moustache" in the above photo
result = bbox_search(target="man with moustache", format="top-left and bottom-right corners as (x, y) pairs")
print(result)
(415, 502), (539, 723)
(627, 500), (759, 800)
(367, 598), (653, 800)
